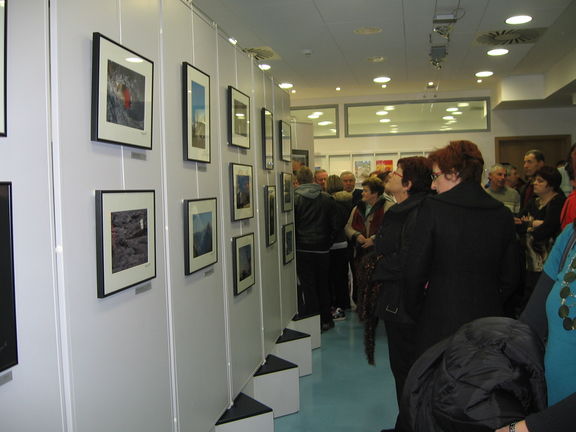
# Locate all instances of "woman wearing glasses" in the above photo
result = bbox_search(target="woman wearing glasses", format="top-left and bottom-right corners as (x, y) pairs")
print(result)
(403, 140), (522, 360)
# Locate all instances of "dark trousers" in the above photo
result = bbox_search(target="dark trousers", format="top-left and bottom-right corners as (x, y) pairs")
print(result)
(329, 248), (350, 310)
(385, 320), (417, 432)
(296, 251), (332, 323)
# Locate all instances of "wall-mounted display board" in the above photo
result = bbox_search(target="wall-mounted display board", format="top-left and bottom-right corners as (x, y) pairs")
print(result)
(182, 63), (211, 162)
(0, 182), (16, 373)
(282, 223), (295, 265)
(232, 233), (255, 295)
(262, 108), (274, 169)
(91, 33), (154, 149)
(280, 172), (293, 212)
(279, 120), (292, 162)
(95, 190), (157, 298)
(0, 2), (7, 136)
(228, 86), (250, 149)
(264, 185), (277, 247)
(184, 198), (218, 275)
(230, 163), (254, 221)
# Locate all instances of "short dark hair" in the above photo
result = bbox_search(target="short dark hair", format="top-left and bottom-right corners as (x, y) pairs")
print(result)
(535, 165), (562, 192)
(296, 166), (314, 184)
(428, 140), (484, 183)
(525, 149), (545, 162)
(565, 143), (576, 181)
(361, 177), (384, 196)
(326, 175), (344, 194)
(397, 156), (432, 194)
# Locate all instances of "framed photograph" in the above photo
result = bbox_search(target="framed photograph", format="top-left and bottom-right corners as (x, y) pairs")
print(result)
(279, 120), (292, 162)
(281, 172), (293, 212)
(232, 233), (255, 295)
(282, 223), (295, 265)
(91, 32), (154, 149)
(228, 86), (250, 149)
(262, 108), (274, 170)
(292, 149), (309, 171)
(182, 62), (211, 162)
(264, 185), (277, 246)
(230, 163), (254, 221)
(184, 197), (217, 275)
(0, 183), (17, 372)
(0, 2), (7, 136)
(95, 190), (156, 298)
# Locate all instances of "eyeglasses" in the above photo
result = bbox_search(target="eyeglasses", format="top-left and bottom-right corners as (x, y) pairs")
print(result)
(558, 256), (576, 331)
(430, 171), (443, 181)
(392, 170), (403, 178)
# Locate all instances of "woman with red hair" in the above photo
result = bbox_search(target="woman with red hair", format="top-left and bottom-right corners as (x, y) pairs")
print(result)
(403, 140), (522, 358)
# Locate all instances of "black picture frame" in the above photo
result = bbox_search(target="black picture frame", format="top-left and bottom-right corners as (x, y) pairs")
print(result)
(281, 172), (293, 212)
(182, 62), (211, 163)
(0, 2), (7, 136)
(279, 120), (292, 162)
(232, 233), (255, 295)
(95, 190), (156, 298)
(230, 163), (254, 221)
(264, 185), (277, 246)
(184, 197), (218, 275)
(0, 182), (17, 373)
(228, 86), (251, 149)
(292, 149), (309, 170)
(91, 32), (154, 149)
(262, 108), (274, 169)
(282, 223), (295, 264)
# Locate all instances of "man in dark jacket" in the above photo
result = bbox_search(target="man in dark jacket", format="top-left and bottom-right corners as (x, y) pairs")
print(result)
(294, 166), (339, 331)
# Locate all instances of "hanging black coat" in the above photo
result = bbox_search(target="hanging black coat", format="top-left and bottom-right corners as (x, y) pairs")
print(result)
(401, 316), (547, 432)
(403, 181), (523, 357)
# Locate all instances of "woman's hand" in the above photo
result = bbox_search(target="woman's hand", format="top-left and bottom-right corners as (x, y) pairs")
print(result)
(532, 219), (543, 228)
(361, 237), (374, 248)
(356, 234), (367, 245)
(495, 420), (529, 432)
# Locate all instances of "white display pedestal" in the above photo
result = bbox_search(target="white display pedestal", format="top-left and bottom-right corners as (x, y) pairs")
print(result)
(273, 328), (312, 377)
(243, 355), (299, 418)
(214, 393), (273, 432)
(287, 313), (320, 350)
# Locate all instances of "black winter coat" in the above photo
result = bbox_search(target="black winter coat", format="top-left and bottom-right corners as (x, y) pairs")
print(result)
(402, 317), (547, 432)
(404, 181), (522, 357)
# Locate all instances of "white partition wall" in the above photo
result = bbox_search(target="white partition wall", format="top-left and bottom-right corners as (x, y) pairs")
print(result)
(0, 1), (296, 431)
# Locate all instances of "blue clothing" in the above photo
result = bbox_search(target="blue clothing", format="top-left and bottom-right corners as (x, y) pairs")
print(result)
(543, 224), (576, 405)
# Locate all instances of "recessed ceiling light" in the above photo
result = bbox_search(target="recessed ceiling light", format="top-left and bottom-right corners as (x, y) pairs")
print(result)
(291, 89), (296, 94)
(453, 111), (463, 115)
(373, 76), (391, 83)
(336, 87), (341, 91)
(313, 112), (324, 116)
(379, 118), (391, 123)
(385, 106), (395, 110)
(390, 130), (398, 134)
(258, 64), (271, 71)
(279, 82), (293, 89)
(354, 27), (382, 35)
(457, 102), (469, 107)
(475, 71), (493, 78)
(506, 15), (532, 25)
(368, 56), (386, 63)
(477, 79), (483, 83)
(487, 48), (509, 56)
(446, 107), (458, 112)
(330, 128), (337, 133)
(443, 116), (455, 120)
(381, 84), (387, 88)
(376, 111), (389, 116)
(235, 113), (245, 118)
(228, 37), (238, 45)
(126, 57), (143, 63)
(307, 114), (320, 119)
(318, 121), (333, 126)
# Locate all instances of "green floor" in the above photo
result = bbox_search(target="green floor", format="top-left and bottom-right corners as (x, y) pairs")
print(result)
(275, 313), (398, 432)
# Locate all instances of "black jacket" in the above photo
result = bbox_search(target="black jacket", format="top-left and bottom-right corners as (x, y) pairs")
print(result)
(294, 183), (339, 251)
(402, 316), (547, 432)
(372, 192), (427, 324)
(331, 191), (353, 244)
(403, 181), (522, 356)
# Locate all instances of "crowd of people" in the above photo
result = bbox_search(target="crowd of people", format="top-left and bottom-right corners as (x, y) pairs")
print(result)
(292, 140), (576, 432)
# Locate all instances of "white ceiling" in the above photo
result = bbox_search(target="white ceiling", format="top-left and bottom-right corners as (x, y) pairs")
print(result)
(191, 0), (576, 105)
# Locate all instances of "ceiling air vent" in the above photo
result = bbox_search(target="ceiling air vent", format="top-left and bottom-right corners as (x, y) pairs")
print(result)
(476, 28), (546, 45)
(243, 46), (281, 61)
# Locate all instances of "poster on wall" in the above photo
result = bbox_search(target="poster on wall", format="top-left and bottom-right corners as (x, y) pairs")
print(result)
(0, 182), (17, 373)
(228, 86), (250, 149)
(264, 185), (277, 246)
(281, 172), (293, 212)
(354, 160), (371, 182)
(184, 198), (218, 275)
(91, 33), (154, 149)
(182, 62), (211, 163)
(230, 163), (254, 221)
(282, 223), (295, 264)
(0, 2), (7, 136)
(279, 120), (292, 162)
(261, 108), (274, 170)
(376, 159), (394, 172)
(232, 233), (255, 295)
(95, 190), (156, 298)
